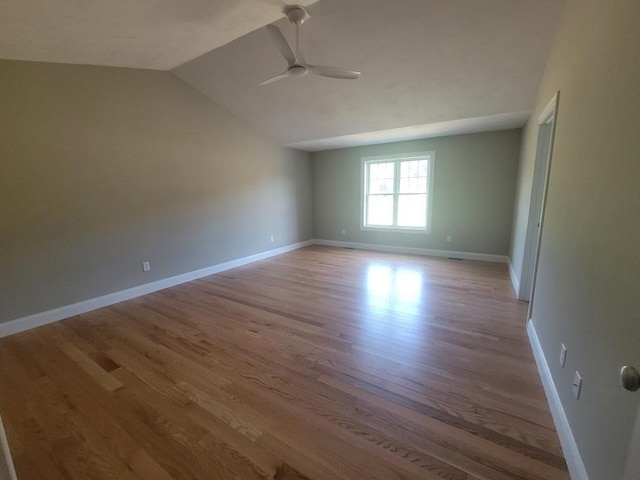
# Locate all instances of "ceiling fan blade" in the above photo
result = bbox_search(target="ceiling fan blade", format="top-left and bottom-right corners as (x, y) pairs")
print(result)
(258, 71), (290, 86)
(266, 24), (299, 66)
(308, 64), (361, 80)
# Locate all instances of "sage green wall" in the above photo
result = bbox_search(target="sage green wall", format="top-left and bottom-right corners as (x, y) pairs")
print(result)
(312, 130), (521, 255)
(511, 0), (640, 478)
(0, 60), (313, 323)
(509, 126), (537, 283)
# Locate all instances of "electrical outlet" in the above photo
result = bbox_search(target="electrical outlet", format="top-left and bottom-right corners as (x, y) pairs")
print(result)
(559, 343), (567, 368)
(446, 235), (452, 243)
(269, 235), (274, 243)
(572, 371), (582, 399)
(142, 261), (151, 272)
(341, 229), (346, 235)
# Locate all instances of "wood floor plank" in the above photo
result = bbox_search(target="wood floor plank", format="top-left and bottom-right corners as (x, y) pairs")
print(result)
(0, 246), (569, 479)
(58, 341), (123, 392)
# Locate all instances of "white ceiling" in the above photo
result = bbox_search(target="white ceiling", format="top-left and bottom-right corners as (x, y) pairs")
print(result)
(1, 0), (566, 151)
(0, 0), (316, 70)
(174, 0), (567, 150)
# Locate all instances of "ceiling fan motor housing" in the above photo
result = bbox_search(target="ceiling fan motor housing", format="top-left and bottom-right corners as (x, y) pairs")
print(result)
(288, 65), (307, 77)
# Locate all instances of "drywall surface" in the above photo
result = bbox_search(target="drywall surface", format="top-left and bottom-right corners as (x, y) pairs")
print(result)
(311, 130), (521, 256)
(0, 60), (313, 323)
(513, 0), (640, 478)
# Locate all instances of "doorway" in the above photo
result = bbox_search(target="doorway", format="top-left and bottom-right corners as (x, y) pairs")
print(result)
(520, 92), (559, 313)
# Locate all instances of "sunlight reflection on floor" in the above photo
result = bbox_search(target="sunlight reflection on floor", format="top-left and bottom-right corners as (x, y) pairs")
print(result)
(365, 263), (427, 320)
(360, 262), (431, 363)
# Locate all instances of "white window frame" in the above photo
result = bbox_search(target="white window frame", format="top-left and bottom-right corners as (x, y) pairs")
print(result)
(361, 151), (435, 234)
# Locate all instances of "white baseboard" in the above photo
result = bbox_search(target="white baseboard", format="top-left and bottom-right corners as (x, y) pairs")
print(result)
(527, 319), (589, 480)
(0, 416), (17, 480)
(508, 259), (520, 295)
(0, 240), (315, 339)
(314, 239), (509, 264)
(0, 239), (509, 339)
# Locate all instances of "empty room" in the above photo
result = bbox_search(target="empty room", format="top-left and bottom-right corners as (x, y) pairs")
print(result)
(1, 1), (638, 479)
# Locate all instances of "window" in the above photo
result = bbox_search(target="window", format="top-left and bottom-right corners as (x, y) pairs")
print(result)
(362, 151), (434, 233)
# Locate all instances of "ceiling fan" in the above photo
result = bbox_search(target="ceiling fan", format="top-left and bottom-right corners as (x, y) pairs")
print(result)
(259, 4), (361, 86)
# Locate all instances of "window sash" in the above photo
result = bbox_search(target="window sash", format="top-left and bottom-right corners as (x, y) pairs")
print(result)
(366, 193), (394, 226)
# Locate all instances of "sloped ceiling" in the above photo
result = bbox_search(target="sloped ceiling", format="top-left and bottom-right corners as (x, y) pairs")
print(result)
(174, 0), (567, 150)
(0, 0), (566, 151)
(0, 0), (316, 70)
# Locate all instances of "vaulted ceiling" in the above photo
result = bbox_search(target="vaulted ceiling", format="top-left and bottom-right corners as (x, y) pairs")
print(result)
(0, 0), (317, 70)
(1, 0), (567, 151)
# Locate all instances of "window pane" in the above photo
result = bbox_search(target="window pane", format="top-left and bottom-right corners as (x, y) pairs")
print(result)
(397, 194), (427, 228)
(367, 194), (394, 226)
(369, 162), (395, 194)
(371, 178), (394, 194)
(399, 159), (428, 194)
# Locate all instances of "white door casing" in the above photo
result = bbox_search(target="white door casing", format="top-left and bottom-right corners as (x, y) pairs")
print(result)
(522, 92), (559, 311)
(623, 389), (640, 479)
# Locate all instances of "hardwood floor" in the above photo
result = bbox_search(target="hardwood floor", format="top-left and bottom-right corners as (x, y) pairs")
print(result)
(0, 246), (569, 480)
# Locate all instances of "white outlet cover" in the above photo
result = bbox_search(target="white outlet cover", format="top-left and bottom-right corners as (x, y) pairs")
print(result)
(446, 235), (452, 243)
(142, 261), (151, 272)
(572, 371), (582, 399)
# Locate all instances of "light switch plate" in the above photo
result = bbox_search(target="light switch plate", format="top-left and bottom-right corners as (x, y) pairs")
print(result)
(573, 371), (582, 399)
(559, 343), (567, 368)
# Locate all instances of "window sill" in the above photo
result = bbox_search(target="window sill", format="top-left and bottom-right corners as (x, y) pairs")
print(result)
(361, 226), (432, 235)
